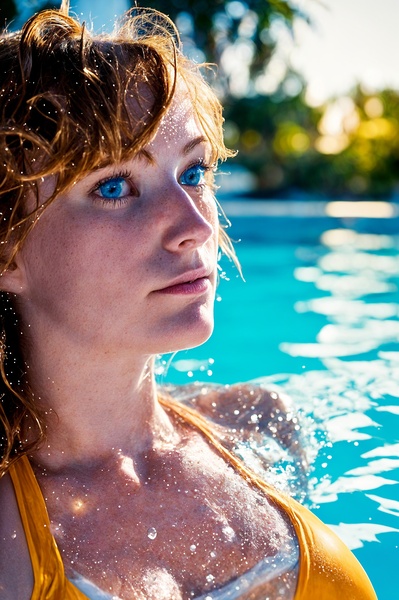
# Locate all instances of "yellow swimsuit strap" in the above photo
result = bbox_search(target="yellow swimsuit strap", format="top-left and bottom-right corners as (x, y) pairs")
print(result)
(159, 394), (377, 600)
(9, 455), (88, 600)
(9, 398), (377, 600)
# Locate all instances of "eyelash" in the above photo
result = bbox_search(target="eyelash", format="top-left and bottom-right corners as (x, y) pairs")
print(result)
(182, 159), (215, 188)
(90, 159), (216, 207)
(192, 157), (215, 175)
(91, 170), (133, 208)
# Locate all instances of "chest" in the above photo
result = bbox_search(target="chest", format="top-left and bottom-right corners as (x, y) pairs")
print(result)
(36, 442), (294, 598)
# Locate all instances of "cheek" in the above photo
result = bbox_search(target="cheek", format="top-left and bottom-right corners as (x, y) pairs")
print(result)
(21, 220), (74, 291)
(20, 213), (133, 302)
(199, 193), (219, 243)
(210, 205), (220, 256)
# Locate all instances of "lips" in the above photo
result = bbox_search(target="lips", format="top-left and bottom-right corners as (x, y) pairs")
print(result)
(153, 268), (213, 295)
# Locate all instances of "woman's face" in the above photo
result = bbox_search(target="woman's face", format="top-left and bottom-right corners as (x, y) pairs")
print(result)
(10, 93), (219, 356)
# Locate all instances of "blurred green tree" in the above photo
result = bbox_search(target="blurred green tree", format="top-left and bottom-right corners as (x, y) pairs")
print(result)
(221, 82), (399, 199)
(4, 1), (399, 198)
(144, 0), (303, 98)
(315, 87), (399, 198)
(1, 1), (302, 98)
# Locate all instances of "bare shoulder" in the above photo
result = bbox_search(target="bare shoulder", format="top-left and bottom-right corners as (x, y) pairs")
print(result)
(0, 470), (33, 600)
(181, 383), (300, 444)
(171, 382), (308, 485)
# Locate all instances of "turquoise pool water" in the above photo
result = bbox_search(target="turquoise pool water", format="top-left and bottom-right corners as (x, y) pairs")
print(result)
(161, 200), (399, 600)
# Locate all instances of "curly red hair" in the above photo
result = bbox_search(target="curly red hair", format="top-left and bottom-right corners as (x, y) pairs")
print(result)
(0, 3), (236, 473)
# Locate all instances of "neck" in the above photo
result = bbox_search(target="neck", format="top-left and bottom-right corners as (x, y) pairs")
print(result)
(23, 339), (175, 472)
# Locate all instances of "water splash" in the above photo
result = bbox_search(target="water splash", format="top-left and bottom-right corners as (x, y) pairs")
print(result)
(147, 527), (157, 540)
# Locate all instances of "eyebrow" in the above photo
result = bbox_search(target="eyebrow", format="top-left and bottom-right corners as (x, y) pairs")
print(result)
(137, 135), (208, 164)
(182, 136), (208, 155)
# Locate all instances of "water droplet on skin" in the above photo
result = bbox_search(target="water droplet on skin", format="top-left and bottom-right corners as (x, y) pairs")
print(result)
(190, 544), (196, 552)
(147, 527), (157, 540)
(11, 533), (16, 539)
(206, 574), (215, 583)
(222, 525), (236, 541)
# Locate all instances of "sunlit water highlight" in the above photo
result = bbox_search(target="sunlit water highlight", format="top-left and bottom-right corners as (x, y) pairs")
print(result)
(161, 202), (399, 600)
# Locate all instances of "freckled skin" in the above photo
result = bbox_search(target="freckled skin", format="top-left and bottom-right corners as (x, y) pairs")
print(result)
(15, 98), (218, 357)
(0, 93), (300, 600)
(36, 418), (298, 599)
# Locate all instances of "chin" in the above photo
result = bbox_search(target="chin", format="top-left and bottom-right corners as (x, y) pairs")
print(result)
(158, 316), (214, 354)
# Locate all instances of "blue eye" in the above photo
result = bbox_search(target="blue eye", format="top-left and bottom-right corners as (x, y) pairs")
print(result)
(96, 176), (131, 199)
(179, 164), (207, 187)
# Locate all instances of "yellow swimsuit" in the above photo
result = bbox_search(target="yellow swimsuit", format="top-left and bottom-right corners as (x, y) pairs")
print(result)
(8, 400), (377, 600)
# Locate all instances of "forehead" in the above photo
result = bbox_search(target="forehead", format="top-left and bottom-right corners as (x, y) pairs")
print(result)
(148, 91), (205, 151)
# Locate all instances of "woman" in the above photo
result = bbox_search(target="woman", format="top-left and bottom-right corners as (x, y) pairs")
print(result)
(0, 3), (376, 599)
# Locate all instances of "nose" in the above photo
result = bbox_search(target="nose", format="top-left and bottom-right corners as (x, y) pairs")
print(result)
(161, 184), (215, 253)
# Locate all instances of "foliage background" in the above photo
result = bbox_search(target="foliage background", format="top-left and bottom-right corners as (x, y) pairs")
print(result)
(2, 0), (399, 199)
